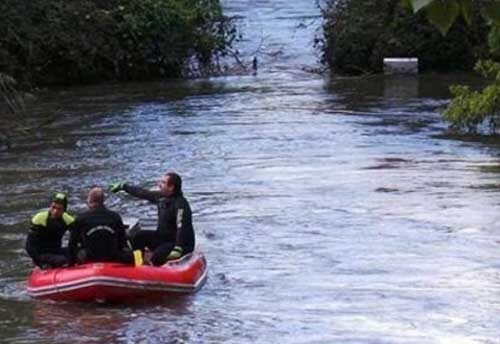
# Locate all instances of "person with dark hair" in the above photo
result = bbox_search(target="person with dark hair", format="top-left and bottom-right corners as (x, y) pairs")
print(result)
(68, 187), (134, 265)
(26, 193), (74, 269)
(109, 172), (195, 266)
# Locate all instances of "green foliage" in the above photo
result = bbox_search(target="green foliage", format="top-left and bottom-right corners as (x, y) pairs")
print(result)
(409, 0), (434, 13)
(489, 25), (500, 55)
(407, 0), (500, 134)
(482, 2), (500, 25)
(0, 0), (236, 86)
(319, 0), (490, 75)
(443, 60), (500, 133)
(423, 0), (460, 35)
(407, 0), (500, 34)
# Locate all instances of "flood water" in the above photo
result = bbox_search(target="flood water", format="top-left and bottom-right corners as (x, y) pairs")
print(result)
(1, 0), (500, 343)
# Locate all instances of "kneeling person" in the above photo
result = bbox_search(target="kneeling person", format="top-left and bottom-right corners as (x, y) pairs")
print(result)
(69, 188), (133, 265)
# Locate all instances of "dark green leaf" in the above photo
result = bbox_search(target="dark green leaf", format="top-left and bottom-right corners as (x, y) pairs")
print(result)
(426, 0), (460, 35)
(459, 0), (473, 26)
(481, 1), (500, 25)
(400, 0), (413, 10)
(410, 0), (434, 13)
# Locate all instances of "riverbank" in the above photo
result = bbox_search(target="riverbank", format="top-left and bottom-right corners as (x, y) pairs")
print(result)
(0, 0), (236, 87)
(2, 0), (500, 342)
(319, 0), (490, 75)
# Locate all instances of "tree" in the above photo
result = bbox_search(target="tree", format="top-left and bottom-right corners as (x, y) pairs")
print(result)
(320, 0), (489, 75)
(405, 0), (500, 35)
(406, 0), (500, 134)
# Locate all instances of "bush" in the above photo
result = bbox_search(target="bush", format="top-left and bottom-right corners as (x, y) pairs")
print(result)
(0, 0), (236, 86)
(319, 0), (490, 75)
(443, 34), (500, 134)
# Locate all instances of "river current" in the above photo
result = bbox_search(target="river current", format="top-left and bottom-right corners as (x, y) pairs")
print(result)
(0, 0), (500, 343)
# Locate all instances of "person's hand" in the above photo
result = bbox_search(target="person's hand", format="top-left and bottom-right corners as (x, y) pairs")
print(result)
(109, 181), (126, 193)
(167, 246), (183, 261)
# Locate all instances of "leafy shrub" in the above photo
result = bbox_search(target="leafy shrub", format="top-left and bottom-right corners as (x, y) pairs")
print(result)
(0, 0), (236, 86)
(402, 0), (500, 135)
(319, 0), (490, 74)
(443, 33), (500, 134)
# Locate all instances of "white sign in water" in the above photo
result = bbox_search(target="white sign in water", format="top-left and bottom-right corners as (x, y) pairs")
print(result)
(383, 57), (419, 74)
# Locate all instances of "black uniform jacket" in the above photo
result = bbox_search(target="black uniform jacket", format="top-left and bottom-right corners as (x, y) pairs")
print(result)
(123, 185), (195, 253)
(26, 210), (74, 261)
(69, 205), (128, 262)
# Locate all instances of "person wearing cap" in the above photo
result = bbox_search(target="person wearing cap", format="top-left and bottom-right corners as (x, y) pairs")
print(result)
(68, 187), (134, 265)
(25, 193), (75, 269)
(109, 172), (195, 266)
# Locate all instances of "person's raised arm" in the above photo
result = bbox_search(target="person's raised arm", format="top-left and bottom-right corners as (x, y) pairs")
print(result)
(109, 182), (159, 203)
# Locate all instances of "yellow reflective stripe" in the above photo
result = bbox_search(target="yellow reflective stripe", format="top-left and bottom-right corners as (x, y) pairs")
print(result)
(133, 250), (143, 266)
(31, 211), (49, 227)
(176, 208), (184, 229)
(62, 213), (75, 226)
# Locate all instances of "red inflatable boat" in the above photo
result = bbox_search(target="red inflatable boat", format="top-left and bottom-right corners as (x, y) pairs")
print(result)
(27, 251), (207, 303)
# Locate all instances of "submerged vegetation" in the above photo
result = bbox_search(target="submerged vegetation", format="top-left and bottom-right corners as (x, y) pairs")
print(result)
(0, 0), (237, 87)
(319, 0), (500, 135)
(443, 59), (500, 133)
(0, 73), (29, 149)
(407, 0), (500, 134)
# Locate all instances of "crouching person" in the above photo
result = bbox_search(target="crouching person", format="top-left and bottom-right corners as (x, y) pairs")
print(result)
(26, 193), (74, 269)
(69, 188), (133, 265)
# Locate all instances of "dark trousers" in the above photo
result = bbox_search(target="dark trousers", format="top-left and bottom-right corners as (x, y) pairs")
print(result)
(36, 253), (68, 269)
(32, 247), (69, 269)
(130, 230), (174, 266)
(76, 248), (134, 265)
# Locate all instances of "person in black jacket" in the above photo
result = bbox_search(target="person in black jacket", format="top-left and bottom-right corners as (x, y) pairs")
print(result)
(69, 187), (133, 265)
(26, 193), (74, 269)
(109, 172), (195, 266)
